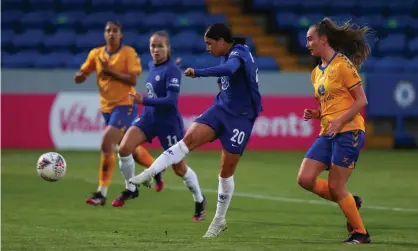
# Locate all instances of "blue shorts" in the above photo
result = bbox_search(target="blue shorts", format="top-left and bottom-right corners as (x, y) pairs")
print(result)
(102, 105), (138, 134)
(133, 114), (185, 150)
(194, 105), (255, 155)
(305, 130), (365, 169)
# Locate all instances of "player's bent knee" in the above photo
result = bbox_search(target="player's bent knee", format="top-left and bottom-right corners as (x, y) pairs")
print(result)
(183, 123), (216, 151)
(297, 173), (316, 190)
(118, 144), (132, 157)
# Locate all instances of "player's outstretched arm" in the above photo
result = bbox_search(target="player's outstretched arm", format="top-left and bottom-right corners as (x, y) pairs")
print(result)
(185, 57), (241, 78)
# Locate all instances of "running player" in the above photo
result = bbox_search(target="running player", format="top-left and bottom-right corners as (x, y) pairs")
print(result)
(298, 18), (371, 244)
(129, 23), (263, 237)
(116, 31), (206, 220)
(73, 21), (164, 206)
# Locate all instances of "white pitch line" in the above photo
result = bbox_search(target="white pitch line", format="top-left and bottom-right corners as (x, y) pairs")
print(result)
(83, 178), (418, 213)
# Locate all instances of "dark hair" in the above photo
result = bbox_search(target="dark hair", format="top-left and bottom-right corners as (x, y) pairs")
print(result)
(205, 23), (247, 45)
(311, 17), (372, 69)
(151, 30), (171, 58)
(106, 20), (123, 32)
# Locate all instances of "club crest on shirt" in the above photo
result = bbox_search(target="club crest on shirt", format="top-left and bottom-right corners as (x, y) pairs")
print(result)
(155, 75), (160, 81)
(317, 84), (326, 96)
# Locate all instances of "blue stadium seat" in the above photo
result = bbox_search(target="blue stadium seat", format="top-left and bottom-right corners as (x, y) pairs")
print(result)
(60, 0), (87, 8)
(410, 18), (418, 32)
(75, 32), (104, 50)
(13, 30), (45, 49)
(6, 51), (40, 68)
(171, 31), (199, 53)
(172, 12), (207, 32)
(143, 12), (176, 31)
(120, 0), (147, 8)
(150, 0), (180, 9)
(276, 12), (299, 29)
(404, 58), (418, 72)
(20, 11), (55, 28)
(204, 14), (228, 27)
(328, 1), (360, 14)
(81, 11), (118, 29)
(66, 52), (90, 68)
(360, 56), (376, 72)
(134, 33), (153, 52)
(193, 39), (206, 54)
(34, 52), (72, 68)
(272, 0), (302, 10)
(119, 12), (146, 29)
(407, 37), (418, 55)
(356, 15), (385, 30)
(27, 0), (55, 9)
(358, 1), (387, 15)
(43, 30), (77, 49)
(53, 11), (86, 28)
(139, 54), (153, 69)
(122, 31), (140, 46)
(256, 57), (279, 70)
(2, 0), (25, 10)
(2, 10), (24, 26)
(378, 33), (406, 55)
(383, 15), (412, 31)
(252, 0), (272, 10)
(373, 56), (408, 72)
(91, 0), (118, 10)
(2, 29), (15, 48)
(299, 0), (331, 12)
(180, 0), (205, 10)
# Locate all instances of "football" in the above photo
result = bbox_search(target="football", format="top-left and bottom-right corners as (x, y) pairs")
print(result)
(36, 152), (67, 182)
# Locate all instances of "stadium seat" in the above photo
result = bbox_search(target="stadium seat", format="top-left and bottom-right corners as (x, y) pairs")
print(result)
(66, 52), (90, 68)
(20, 11), (55, 29)
(34, 52), (72, 68)
(53, 11), (86, 29)
(5, 51), (40, 68)
(119, 12), (146, 30)
(43, 30), (77, 49)
(2, 30), (15, 49)
(361, 56), (376, 72)
(81, 11), (118, 29)
(378, 33), (406, 55)
(143, 12), (176, 31)
(407, 37), (418, 55)
(373, 56), (408, 72)
(75, 32), (104, 50)
(171, 31), (199, 53)
(404, 58), (418, 72)
(2, 10), (24, 26)
(256, 57), (279, 70)
(13, 30), (45, 49)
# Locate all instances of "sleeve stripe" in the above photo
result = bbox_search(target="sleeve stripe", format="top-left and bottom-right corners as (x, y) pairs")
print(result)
(348, 81), (362, 90)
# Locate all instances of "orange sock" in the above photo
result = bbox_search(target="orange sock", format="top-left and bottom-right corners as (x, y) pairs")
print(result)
(338, 194), (367, 234)
(99, 153), (116, 187)
(133, 146), (155, 168)
(312, 178), (333, 201)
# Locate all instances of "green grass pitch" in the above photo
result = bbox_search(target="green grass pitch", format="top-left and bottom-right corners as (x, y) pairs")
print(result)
(2, 149), (418, 250)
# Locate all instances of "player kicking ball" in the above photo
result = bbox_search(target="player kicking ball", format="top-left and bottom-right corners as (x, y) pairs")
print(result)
(130, 23), (263, 237)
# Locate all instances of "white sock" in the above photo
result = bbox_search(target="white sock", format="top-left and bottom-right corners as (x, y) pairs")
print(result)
(118, 154), (136, 192)
(148, 140), (189, 176)
(97, 186), (108, 197)
(182, 166), (204, 203)
(215, 176), (234, 219)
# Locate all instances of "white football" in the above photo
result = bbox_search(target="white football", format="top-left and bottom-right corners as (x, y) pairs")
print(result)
(36, 152), (67, 182)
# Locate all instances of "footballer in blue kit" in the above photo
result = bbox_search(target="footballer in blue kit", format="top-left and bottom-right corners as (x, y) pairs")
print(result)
(130, 23), (262, 238)
(117, 31), (206, 221)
